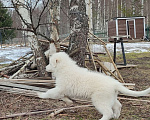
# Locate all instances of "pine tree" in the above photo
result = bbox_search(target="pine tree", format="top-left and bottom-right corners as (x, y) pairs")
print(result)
(0, 1), (15, 43)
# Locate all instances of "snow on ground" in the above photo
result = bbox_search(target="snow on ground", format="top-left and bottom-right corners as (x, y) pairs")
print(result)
(93, 42), (150, 53)
(0, 42), (150, 65)
(0, 46), (31, 64)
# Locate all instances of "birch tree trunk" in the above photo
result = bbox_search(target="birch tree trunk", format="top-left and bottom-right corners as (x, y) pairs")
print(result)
(85, 0), (93, 34)
(96, 0), (101, 31)
(68, 0), (89, 67)
(17, 0), (49, 77)
(49, 0), (61, 52)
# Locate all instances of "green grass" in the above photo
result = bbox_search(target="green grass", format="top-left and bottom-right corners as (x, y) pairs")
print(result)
(125, 52), (150, 59)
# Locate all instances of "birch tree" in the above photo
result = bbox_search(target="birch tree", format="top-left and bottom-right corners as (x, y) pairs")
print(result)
(45, 0), (61, 58)
(11, 0), (51, 77)
(68, 0), (89, 67)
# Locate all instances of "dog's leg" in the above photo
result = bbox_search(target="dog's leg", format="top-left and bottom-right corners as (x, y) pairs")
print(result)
(37, 87), (64, 99)
(91, 93), (114, 120)
(112, 99), (122, 119)
(37, 88), (73, 105)
(61, 97), (73, 105)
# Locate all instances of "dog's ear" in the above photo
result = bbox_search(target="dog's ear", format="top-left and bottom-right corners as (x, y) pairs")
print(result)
(50, 57), (59, 68)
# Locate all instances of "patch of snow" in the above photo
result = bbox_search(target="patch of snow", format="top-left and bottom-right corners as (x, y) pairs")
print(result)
(93, 42), (150, 53)
(0, 47), (31, 64)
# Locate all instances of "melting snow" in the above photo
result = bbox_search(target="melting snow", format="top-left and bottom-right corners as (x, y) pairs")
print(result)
(93, 42), (150, 53)
(0, 46), (31, 64)
(0, 42), (150, 65)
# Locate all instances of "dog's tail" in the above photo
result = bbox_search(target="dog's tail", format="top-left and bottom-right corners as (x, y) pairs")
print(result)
(116, 84), (150, 97)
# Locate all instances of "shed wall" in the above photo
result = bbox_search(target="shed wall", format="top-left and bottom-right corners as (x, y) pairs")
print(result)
(108, 20), (116, 37)
(135, 19), (144, 39)
(118, 19), (126, 35)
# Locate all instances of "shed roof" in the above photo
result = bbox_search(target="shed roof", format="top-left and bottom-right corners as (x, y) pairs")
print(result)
(112, 16), (145, 20)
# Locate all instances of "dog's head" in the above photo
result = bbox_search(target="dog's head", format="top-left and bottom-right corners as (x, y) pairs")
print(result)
(46, 52), (73, 72)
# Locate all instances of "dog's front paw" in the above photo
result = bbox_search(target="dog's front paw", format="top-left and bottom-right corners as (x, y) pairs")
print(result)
(37, 92), (46, 98)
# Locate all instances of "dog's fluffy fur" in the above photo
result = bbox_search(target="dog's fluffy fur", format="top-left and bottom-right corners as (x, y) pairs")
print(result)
(37, 52), (150, 120)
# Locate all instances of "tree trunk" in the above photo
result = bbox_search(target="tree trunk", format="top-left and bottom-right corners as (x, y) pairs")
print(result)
(49, 0), (61, 52)
(68, 0), (89, 67)
(17, 0), (49, 77)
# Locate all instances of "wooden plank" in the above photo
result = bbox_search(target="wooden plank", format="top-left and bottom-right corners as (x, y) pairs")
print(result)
(0, 78), (55, 83)
(36, 77), (52, 80)
(117, 64), (137, 69)
(25, 70), (38, 73)
(0, 81), (48, 92)
(0, 79), (55, 88)
(0, 86), (39, 97)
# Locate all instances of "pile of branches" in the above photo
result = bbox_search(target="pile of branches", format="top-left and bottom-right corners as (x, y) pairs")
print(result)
(0, 51), (38, 79)
(0, 40), (69, 80)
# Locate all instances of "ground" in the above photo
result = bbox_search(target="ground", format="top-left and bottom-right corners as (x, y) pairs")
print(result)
(0, 52), (150, 120)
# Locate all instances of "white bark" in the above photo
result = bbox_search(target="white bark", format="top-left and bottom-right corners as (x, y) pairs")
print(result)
(141, 0), (144, 16)
(121, 0), (123, 17)
(117, 0), (118, 17)
(96, 0), (101, 30)
(49, 0), (60, 42)
(85, 0), (93, 33)
(103, 0), (106, 26)
(15, 0), (39, 50)
(15, 0), (49, 77)
(146, 0), (149, 25)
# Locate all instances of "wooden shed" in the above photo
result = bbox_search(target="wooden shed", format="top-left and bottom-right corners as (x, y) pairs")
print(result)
(108, 17), (145, 41)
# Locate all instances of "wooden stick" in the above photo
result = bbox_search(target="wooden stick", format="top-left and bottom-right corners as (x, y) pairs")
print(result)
(0, 62), (24, 73)
(103, 45), (124, 83)
(9, 56), (34, 79)
(0, 72), (9, 78)
(88, 32), (106, 45)
(0, 78), (55, 82)
(87, 39), (97, 70)
(0, 81), (48, 92)
(49, 109), (64, 117)
(60, 35), (70, 43)
(88, 32), (124, 82)
(96, 60), (120, 80)
(118, 97), (150, 103)
(0, 105), (93, 119)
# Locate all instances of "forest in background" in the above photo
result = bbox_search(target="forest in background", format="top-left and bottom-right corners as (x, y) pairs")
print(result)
(1, 0), (150, 40)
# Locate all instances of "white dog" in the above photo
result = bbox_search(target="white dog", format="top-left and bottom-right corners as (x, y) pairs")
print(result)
(37, 52), (150, 120)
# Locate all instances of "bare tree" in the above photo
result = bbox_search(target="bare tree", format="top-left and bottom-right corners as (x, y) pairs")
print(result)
(10, 0), (53, 77)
